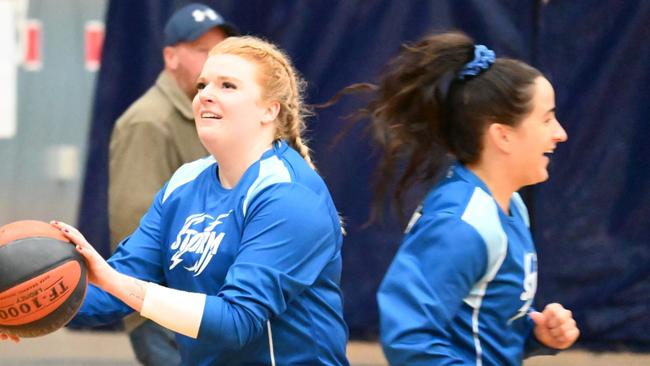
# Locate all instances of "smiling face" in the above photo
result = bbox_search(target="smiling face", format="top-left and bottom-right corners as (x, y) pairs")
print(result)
(508, 76), (568, 187)
(192, 53), (278, 158)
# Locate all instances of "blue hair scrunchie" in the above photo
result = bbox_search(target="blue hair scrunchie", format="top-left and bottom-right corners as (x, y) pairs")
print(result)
(457, 44), (496, 80)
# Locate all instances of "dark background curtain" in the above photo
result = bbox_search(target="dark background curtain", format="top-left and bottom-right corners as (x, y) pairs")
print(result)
(78, 0), (650, 348)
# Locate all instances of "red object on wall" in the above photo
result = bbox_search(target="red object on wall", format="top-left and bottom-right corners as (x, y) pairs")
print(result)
(24, 20), (42, 71)
(84, 21), (104, 71)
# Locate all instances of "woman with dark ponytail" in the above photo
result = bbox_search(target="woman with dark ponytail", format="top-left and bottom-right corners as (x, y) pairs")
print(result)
(351, 31), (579, 365)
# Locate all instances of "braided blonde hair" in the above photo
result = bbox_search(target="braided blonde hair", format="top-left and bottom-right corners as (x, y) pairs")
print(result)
(209, 36), (316, 170)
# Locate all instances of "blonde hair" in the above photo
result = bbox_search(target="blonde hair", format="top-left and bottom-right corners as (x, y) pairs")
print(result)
(209, 36), (315, 170)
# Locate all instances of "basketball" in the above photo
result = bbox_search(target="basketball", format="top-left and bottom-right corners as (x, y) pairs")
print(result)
(0, 220), (88, 337)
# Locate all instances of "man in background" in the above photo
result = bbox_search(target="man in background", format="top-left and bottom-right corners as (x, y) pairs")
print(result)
(108, 4), (237, 365)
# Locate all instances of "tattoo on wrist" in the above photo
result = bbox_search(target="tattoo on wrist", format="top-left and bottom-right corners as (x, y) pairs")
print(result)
(128, 292), (144, 301)
(127, 278), (146, 301)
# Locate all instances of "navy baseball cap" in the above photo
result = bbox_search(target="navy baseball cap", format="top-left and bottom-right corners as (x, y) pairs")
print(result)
(164, 3), (238, 46)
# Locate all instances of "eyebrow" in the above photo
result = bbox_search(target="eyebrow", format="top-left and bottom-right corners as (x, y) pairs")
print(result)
(545, 107), (556, 115)
(196, 75), (242, 84)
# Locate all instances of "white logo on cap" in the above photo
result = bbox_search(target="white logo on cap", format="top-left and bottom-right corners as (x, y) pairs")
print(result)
(191, 9), (218, 22)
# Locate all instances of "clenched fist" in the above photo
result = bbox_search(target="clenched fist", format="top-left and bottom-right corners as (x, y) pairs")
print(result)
(529, 303), (579, 349)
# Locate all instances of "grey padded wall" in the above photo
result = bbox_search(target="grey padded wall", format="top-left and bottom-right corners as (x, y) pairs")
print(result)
(0, 0), (107, 225)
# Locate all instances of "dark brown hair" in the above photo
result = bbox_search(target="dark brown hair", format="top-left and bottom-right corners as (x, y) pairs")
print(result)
(331, 31), (543, 219)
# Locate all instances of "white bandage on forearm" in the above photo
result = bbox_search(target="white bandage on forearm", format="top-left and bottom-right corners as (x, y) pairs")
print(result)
(140, 282), (207, 339)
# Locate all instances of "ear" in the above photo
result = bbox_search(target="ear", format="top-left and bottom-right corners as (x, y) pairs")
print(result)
(163, 46), (179, 70)
(486, 123), (514, 153)
(260, 100), (281, 125)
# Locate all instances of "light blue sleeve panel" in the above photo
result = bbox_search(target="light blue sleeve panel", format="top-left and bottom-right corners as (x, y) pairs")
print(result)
(378, 215), (487, 366)
(70, 187), (168, 327)
(199, 183), (341, 348)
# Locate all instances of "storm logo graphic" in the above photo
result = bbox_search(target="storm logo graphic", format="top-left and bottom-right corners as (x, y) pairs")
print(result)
(169, 211), (232, 276)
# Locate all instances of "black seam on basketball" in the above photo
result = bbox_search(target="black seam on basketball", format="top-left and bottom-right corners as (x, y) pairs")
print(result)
(0, 236), (88, 337)
(0, 237), (83, 293)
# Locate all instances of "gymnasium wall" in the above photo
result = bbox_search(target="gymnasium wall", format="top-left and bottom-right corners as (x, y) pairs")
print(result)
(0, 0), (106, 225)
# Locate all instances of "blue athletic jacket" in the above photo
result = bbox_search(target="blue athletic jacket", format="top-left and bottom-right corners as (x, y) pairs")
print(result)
(71, 141), (349, 366)
(378, 163), (542, 366)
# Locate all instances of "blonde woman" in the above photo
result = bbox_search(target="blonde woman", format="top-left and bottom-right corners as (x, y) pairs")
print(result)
(3, 36), (349, 366)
